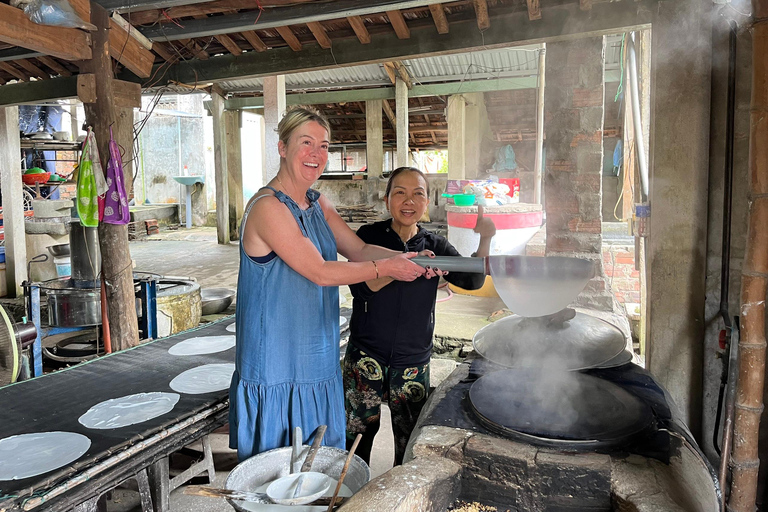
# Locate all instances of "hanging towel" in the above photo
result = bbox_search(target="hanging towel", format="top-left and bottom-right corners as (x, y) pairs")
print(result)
(76, 129), (108, 227)
(99, 127), (130, 225)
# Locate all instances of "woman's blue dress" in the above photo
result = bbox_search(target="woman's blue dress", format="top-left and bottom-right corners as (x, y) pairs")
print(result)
(229, 187), (345, 461)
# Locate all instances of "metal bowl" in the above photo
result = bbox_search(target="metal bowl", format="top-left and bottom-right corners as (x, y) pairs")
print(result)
(201, 287), (235, 315)
(47, 243), (71, 257)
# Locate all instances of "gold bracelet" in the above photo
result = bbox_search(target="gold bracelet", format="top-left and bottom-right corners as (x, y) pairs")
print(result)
(372, 260), (379, 279)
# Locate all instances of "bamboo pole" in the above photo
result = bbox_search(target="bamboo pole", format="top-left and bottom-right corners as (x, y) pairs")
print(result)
(728, 1), (768, 509)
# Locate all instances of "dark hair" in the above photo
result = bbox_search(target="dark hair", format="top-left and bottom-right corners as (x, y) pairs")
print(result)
(385, 167), (429, 197)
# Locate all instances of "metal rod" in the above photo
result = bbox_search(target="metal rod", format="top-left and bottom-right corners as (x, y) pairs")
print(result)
(22, 402), (228, 510)
(411, 256), (486, 274)
(719, 319), (739, 512)
(627, 32), (649, 199)
(534, 44), (546, 205)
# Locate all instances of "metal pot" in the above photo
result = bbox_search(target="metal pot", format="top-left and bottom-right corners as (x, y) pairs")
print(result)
(44, 280), (101, 327)
(201, 288), (235, 315)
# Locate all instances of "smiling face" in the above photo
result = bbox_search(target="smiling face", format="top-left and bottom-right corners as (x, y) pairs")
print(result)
(385, 170), (429, 229)
(278, 120), (330, 184)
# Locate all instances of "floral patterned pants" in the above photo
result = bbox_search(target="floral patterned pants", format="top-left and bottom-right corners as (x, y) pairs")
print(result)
(343, 343), (430, 466)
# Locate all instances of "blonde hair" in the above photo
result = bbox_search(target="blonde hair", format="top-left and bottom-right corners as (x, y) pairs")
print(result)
(277, 106), (332, 145)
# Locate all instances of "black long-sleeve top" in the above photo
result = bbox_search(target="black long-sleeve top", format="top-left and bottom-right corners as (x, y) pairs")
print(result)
(348, 219), (485, 367)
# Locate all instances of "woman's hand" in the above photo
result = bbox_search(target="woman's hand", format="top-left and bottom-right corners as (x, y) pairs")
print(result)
(474, 205), (497, 238)
(378, 252), (427, 282)
(416, 249), (448, 279)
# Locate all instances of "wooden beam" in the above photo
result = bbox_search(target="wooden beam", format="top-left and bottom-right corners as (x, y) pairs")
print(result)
(109, 19), (155, 78)
(307, 21), (332, 49)
(111, 13), (153, 50)
(36, 56), (72, 77)
(347, 15), (371, 44)
(15, 59), (49, 80)
(77, 73), (97, 103)
(179, 38), (210, 60)
(428, 4), (449, 34)
(580, 0), (593, 10)
(215, 33), (243, 55)
(67, 0), (91, 30)
(473, 0), (490, 30)
(151, 42), (177, 63)
(393, 61), (412, 89)
(526, 0), (541, 20)
(383, 62), (397, 85)
(211, 88), (230, 244)
(113, 79), (142, 109)
(275, 26), (303, 51)
(0, 3), (91, 61)
(0, 62), (29, 82)
(387, 10), (411, 39)
(241, 31), (268, 52)
(382, 99), (396, 128)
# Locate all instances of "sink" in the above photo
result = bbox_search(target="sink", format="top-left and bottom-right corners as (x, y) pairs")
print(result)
(173, 176), (205, 186)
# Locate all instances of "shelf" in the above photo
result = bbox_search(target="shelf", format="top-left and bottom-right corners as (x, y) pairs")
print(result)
(20, 140), (81, 151)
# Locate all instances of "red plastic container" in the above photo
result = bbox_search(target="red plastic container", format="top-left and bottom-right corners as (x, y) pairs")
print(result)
(22, 172), (51, 185)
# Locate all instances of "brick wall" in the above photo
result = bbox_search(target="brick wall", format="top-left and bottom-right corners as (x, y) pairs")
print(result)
(602, 244), (641, 305)
(544, 36), (614, 312)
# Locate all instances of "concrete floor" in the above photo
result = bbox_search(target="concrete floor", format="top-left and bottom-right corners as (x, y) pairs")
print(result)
(112, 226), (503, 511)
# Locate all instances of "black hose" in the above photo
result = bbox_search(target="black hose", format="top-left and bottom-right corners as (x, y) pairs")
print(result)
(713, 18), (738, 457)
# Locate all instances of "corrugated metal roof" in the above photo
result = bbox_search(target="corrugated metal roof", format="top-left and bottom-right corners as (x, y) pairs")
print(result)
(217, 35), (624, 93)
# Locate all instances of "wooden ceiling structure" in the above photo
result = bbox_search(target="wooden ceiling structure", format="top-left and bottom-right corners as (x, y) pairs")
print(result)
(0, 0), (653, 147)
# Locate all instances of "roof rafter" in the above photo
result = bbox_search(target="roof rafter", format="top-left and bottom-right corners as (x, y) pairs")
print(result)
(275, 26), (303, 51)
(0, 2), (91, 61)
(386, 10), (411, 39)
(36, 56), (72, 77)
(473, 0), (490, 30)
(347, 15), (371, 44)
(526, 0), (541, 20)
(307, 21), (332, 49)
(241, 31), (268, 51)
(15, 59), (49, 80)
(428, 4), (449, 34)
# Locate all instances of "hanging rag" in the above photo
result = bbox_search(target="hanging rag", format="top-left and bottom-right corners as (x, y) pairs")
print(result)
(76, 129), (108, 227)
(612, 139), (623, 177)
(492, 145), (518, 172)
(99, 127), (130, 225)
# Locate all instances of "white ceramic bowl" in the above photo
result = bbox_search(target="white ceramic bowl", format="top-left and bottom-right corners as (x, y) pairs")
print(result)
(266, 472), (330, 505)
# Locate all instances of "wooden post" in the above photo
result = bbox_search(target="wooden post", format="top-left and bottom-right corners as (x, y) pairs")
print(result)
(0, 107), (26, 297)
(533, 44), (545, 205)
(211, 87), (230, 245)
(729, 2), (768, 509)
(80, 1), (139, 351)
(225, 109), (243, 241)
(395, 77), (409, 167)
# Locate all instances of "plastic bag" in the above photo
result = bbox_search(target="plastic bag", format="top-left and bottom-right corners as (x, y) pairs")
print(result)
(492, 145), (518, 172)
(10, 0), (96, 31)
(463, 181), (512, 206)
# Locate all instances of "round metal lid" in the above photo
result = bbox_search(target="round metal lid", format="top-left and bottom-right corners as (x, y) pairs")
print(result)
(469, 369), (653, 448)
(473, 312), (626, 371)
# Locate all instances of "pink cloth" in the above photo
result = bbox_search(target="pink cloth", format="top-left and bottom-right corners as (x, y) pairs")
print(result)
(99, 127), (130, 225)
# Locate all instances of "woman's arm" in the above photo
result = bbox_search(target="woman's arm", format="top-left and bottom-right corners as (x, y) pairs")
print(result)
(246, 195), (426, 286)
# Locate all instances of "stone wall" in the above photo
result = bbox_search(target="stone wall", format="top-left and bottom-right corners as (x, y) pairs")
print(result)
(544, 36), (614, 312)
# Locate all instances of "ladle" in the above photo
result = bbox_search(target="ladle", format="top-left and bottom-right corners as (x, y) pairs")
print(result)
(412, 255), (594, 317)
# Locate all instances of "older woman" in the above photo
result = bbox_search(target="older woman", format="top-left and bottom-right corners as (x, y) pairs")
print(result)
(229, 108), (433, 462)
(344, 166), (496, 465)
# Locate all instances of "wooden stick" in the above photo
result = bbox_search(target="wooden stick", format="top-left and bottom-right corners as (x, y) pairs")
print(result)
(326, 433), (361, 512)
(184, 486), (346, 506)
(301, 424), (327, 473)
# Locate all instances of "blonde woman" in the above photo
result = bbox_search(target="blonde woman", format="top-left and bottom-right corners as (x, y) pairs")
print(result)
(229, 108), (436, 461)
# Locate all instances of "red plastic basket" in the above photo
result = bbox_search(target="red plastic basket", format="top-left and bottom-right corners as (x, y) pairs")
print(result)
(22, 172), (51, 185)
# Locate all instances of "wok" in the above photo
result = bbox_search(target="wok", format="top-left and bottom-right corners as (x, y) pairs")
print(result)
(412, 255), (594, 317)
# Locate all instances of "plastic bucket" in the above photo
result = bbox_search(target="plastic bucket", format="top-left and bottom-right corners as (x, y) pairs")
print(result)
(54, 256), (71, 278)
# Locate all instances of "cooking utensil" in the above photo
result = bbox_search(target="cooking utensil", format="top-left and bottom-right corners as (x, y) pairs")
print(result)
(326, 433), (361, 512)
(266, 472), (331, 505)
(411, 255), (594, 317)
(184, 485), (346, 506)
(301, 424), (327, 473)
(469, 369), (654, 450)
(290, 426), (302, 474)
(472, 311), (625, 371)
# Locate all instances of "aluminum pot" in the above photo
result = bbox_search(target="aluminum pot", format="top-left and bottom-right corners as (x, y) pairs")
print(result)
(44, 280), (101, 327)
(201, 287), (235, 315)
(225, 445), (370, 511)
